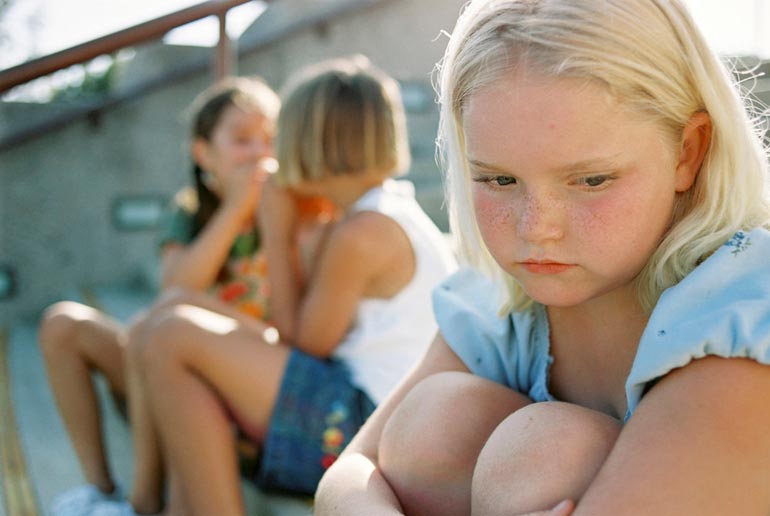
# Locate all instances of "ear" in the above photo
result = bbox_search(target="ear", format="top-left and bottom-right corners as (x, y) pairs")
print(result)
(191, 138), (211, 171)
(674, 111), (712, 192)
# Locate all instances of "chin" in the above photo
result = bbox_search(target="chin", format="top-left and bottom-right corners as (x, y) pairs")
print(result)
(529, 294), (589, 308)
(520, 283), (595, 308)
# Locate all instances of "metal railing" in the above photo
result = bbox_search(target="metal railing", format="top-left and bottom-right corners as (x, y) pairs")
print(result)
(0, 0), (388, 152)
(0, 0), (255, 93)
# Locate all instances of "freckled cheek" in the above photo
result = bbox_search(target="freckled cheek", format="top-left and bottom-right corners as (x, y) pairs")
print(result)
(570, 199), (629, 247)
(571, 200), (607, 234)
(575, 195), (655, 257)
(472, 191), (517, 246)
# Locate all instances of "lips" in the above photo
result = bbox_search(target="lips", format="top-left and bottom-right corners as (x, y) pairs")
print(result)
(518, 261), (574, 274)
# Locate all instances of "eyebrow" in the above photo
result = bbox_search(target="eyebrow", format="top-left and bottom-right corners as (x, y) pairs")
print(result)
(466, 158), (509, 173)
(466, 155), (623, 174)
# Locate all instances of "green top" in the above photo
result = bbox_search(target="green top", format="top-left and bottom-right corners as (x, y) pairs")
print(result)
(156, 195), (271, 321)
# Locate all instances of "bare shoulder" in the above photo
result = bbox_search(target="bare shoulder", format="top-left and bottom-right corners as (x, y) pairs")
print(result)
(642, 355), (770, 421)
(327, 210), (411, 261)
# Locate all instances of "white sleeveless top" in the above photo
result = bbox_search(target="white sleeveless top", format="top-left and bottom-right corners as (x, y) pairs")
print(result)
(332, 179), (457, 404)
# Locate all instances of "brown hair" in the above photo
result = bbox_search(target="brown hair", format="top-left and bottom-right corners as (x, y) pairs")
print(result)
(186, 76), (279, 235)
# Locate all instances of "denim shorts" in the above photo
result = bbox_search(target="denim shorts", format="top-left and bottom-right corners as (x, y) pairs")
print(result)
(253, 349), (377, 495)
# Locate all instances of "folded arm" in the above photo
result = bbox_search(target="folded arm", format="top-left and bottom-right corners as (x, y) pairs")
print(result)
(574, 356), (770, 515)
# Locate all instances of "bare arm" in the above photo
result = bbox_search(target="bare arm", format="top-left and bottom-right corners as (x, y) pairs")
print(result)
(315, 334), (470, 515)
(294, 210), (409, 356)
(261, 180), (411, 356)
(574, 356), (770, 515)
(160, 162), (267, 290)
(259, 179), (303, 341)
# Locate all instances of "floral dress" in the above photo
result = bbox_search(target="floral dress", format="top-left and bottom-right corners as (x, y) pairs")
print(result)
(208, 229), (271, 321)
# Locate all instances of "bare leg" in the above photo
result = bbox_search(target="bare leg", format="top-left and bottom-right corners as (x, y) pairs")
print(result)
(378, 372), (532, 516)
(140, 304), (291, 516)
(123, 290), (276, 514)
(161, 464), (191, 516)
(39, 301), (126, 493)
(149, 288), (275, 337)
(471, 402), (621, 516)
(123, 317), (166, 514)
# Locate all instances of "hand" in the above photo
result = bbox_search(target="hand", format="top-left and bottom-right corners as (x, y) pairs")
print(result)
(517, 500), (575, 516)
(221, 158), (277, 219)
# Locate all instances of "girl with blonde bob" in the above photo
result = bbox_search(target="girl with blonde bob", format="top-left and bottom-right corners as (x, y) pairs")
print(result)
(315, 1), (770, 515)
(123, 55), (455, 515)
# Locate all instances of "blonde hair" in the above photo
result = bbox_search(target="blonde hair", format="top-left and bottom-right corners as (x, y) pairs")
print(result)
(437, 0), (770, 312)
(275, 55), (410, 186)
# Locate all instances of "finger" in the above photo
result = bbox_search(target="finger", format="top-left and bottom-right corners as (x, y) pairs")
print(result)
(517, 500), (575, 516)
(550, 499), (575, 515)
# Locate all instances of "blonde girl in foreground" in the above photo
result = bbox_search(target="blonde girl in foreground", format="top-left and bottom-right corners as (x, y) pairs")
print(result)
(315, 0), (770, 514)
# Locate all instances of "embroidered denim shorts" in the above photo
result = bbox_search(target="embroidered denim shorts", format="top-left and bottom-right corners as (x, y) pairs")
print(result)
(253, 349), (377, 495)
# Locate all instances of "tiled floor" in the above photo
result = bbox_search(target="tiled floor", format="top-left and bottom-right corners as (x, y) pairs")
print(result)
(1, 289), (311, 516)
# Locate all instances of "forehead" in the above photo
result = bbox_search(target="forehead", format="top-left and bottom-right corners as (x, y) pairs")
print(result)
(216, 105), (273, 132)
(461, 69), (661, 169)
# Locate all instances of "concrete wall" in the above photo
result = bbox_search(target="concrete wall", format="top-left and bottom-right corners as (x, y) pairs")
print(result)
(0, 0), (467, 325)
(0, 75), (199, 324)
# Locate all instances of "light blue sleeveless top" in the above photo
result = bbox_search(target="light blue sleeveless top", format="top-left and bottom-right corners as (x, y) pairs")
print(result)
(433, 228), (770, 422)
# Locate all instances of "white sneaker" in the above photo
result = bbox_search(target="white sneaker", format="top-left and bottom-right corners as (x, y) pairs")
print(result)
(50, 484), (123, 516)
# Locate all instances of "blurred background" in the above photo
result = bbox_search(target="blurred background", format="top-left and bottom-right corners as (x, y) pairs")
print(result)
(0, 0), (768, 325)
(2, 4), (474, 513)
(0, 0), (469, 327)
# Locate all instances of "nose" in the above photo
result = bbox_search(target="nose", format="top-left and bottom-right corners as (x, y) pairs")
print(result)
(516, 190), (564, 244)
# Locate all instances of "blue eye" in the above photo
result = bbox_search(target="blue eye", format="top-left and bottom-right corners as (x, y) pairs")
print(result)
(585, 176), (606, 187)
(471, 173), (518, 188)
(493, 176), (516, 186)
(576, 174), (615, 188)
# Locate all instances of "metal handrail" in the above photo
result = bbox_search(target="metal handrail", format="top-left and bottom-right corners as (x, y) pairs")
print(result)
(0, 0), (255, 93)
(0, 0), (390, 152)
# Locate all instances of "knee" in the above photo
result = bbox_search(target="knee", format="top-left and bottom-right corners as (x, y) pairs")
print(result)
(38, 301), (91, 359)
(472, 402), (621, 514)
(381, 371), (526, 482)
(125, 307), (187, 374)
(379, 372), (530, 515)
(483, 401), (621, 468)
(381, 373), (476, 474)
